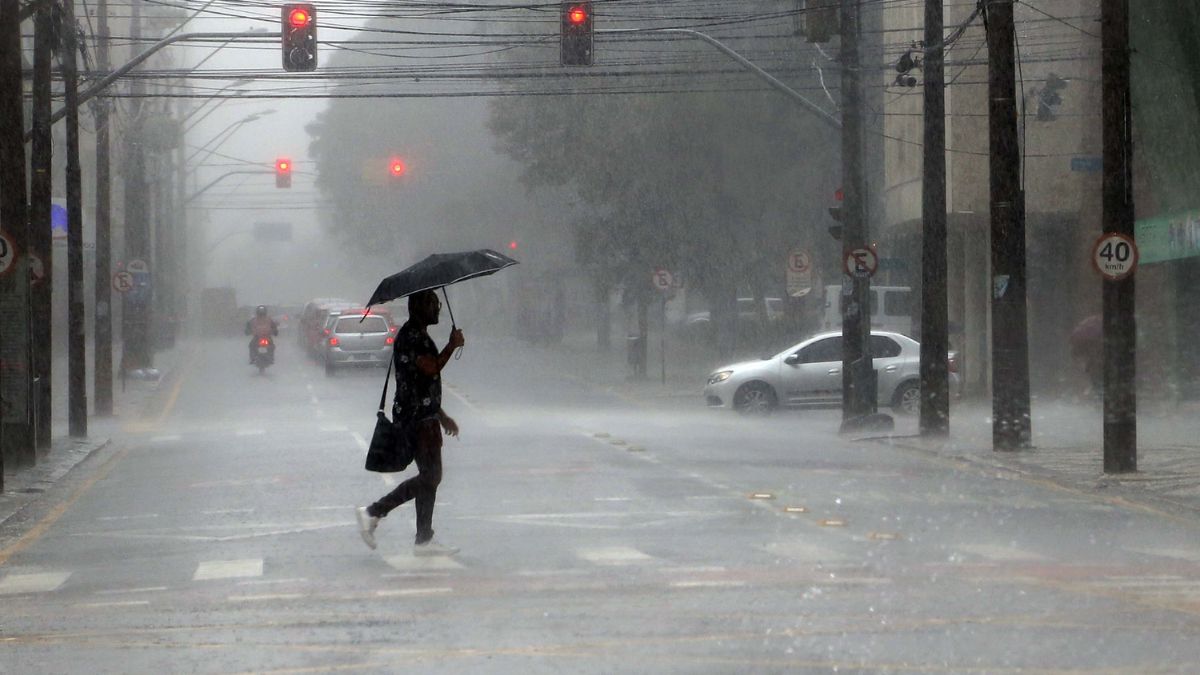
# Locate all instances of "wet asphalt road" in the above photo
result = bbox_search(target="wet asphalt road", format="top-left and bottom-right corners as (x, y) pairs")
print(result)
(3, 334), (1200, 673)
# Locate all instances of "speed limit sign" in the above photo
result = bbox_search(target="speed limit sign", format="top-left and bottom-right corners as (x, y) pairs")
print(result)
(1092, 232), (1138, 281)
(0, 231), (16, 278)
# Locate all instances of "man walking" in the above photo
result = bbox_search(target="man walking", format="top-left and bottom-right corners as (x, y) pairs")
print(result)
(357, 290), (465, 555)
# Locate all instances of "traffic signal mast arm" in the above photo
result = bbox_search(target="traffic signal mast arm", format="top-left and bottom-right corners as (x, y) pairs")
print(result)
(185, 169), (278, 205)
(598, 27), (841, 131)
(26, 30), (279, 142)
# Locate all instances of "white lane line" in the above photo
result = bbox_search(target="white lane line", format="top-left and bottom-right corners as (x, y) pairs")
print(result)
(193, 559), (263, 581)
(200, 508), (256, 515)
(76, 600), (151, 608)
(384, 555), (463, 571)
(319, 425), (349, 433)
(351, 432), (369, 452)
(381, 572), (453, 579)
(149, 435), (182, 443)
(957, 544), (1047, 562)
(302, 505), (357, 512)
(96, 513), (160, 521)
(237, 578), (308, 586)
(381, 474), (397, 487)
(375, 587), (453, 597)
(94, 586), (169, 596)
(227, 593), (305, 602)
(235, 429), (266, 437)
(443, 387), (480, 414)
(0, 572), (72, 595)
(577, 546), (654, 566)
(670, 580), (746, 589)
(593, 497), (632, 502)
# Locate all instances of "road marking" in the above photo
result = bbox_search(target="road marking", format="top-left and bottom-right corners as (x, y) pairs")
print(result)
(76, 600), (150, 608)
(201, 508), (256, 515)
(350, 432), (369, 452)
(384, 555), (463, 571)
(228, 593), (305, 602)
(95, 586), (169, 595)
(381, 571), (453, 579)
(761, 540), (847, 563)
(235, 429), (266, 437)
(0, 571), (71, 595)
(957, 544), (1046, 561)
(443, 387), (479, 414)
(381, 474), (397, 487)
(375, 587), (453, 597)
(670, 580), (746, 589)
(149, 435), (182, 443)
(96, 513), (159, 521)
(319, 425), (348, 433)
(1131, 547), (1200, 562)
(593, 497), (632, 502)
(193, 559), (263, 581)
(577, 546), (654, 566)
(237, 578), (307, 586)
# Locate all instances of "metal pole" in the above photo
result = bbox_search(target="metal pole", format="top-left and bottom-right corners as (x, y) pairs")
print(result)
(62, 0), (88, 437)
(839, 0), (876, 430)
(986, 0), (1031, 450)
(919, 0), (950, 436)
(30, 0), (54, 446)
(94, 0), (113, 416)
(1101, 0), (1136, 472)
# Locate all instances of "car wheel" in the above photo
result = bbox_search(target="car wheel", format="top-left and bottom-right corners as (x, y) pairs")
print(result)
(733, 382), (777, 415)
(892, 381), (920, 415)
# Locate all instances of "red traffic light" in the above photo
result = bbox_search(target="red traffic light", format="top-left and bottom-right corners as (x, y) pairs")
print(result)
(567, 5), (587, 24)
(508, 240), (519, 251)
(276, 158), (292, 173)
(288, 7), (311, 27)
(389, 158), (406, 177)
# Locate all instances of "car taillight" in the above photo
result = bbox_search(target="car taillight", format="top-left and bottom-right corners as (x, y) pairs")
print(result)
(947, 353), (959, 374)
(258, 338), (270, 346)
(329, 336), (339, 347)
(323, 328), (331, 336)
(385, 336), (395, 345)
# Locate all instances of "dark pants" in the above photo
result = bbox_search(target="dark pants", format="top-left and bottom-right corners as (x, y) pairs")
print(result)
(367, 419), (443, 544)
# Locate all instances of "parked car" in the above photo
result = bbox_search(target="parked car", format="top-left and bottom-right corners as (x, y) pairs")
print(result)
(321, 311), (396, 376)
(298, 298), (356, 356)
(703, 330), (959, 415)
(684, 297), (784, 331)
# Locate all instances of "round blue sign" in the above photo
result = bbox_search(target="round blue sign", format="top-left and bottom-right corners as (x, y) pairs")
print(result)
(50, 203), (68, 237)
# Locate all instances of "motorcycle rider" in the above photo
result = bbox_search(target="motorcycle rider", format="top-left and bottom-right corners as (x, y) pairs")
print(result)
(245, 305), (279, 364)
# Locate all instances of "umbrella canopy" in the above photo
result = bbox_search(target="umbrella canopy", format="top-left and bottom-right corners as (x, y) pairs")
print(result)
(365, 248), (519, 309)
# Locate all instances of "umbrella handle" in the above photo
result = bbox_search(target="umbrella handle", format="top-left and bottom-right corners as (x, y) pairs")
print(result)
(441, 287), (464, 360)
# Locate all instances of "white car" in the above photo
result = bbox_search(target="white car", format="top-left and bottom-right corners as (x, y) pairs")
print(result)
(704, 330), (956, 415)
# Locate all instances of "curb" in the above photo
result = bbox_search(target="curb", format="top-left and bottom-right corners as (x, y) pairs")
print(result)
(0, 437), (112, 530)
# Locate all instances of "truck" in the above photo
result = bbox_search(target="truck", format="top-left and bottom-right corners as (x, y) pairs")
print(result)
(199, 287), (239, 337)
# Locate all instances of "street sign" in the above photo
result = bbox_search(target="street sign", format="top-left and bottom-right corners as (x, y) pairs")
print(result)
(786, 248), (813, 298)
(651, 268), (674, 292)
(50, 201), (68, 239)
(126, 259), (150, 274)
(1092, 232), (1138, 281)
(112, 271), (134, 293)
(787, 249), (811, 274)
(843, 247), (878, 278)
(29, 254), (45, 285)
(0, 231), (16, 277)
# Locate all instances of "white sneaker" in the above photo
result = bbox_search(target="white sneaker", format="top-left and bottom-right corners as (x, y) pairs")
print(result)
(413, 539), (458, 557)
(355, 507), (379, 550)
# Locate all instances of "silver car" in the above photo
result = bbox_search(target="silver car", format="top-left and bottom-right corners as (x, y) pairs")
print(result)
(704, 330), (949, 415)
(323, 313), (394, 376)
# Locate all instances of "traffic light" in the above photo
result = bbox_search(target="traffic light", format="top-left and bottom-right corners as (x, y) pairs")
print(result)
(508, 240), (519, 252)
(388, 157), (406, 179)
(275, 157), (292, 188)
(560, 1), (593, 66)
(282, 4), (317, 72)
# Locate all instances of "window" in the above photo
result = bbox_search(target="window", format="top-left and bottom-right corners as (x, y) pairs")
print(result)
(799, 337), (842, 363)
(883, 290), (911, 316)
(336, 316), (389, 333)
(870, 335), (902, 358)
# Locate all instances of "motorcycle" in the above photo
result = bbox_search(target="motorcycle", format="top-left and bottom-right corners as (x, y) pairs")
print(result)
(253, 337), (275, 374)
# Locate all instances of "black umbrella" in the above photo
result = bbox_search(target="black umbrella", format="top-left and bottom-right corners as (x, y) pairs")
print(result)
(364, 248), (519, 326)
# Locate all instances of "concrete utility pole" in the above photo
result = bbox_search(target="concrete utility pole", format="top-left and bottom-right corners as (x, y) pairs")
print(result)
(985, 0), (1031, 450)
(30, 0), (54, 447)
(0, 0), (34, 475)
(94, 0), (114, 415)
(62, 0), (87, 437)
(838, 0), (877, 429)
(123, 0), (152, 371)
(1100, 0), (1136, 472)
(919, 0), (950, 436)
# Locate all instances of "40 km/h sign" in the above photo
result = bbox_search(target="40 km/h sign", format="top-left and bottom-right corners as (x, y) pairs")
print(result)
(1092, 232), (1138, 281)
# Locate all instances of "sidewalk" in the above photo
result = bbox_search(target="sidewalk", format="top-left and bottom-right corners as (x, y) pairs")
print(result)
(0, 341), (186, 527)
(532, 330), (1200, 520)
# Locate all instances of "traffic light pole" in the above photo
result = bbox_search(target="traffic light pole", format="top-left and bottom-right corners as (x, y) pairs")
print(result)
(62, 0), (87, 437)
(30, 0), (53, 446)
(185, 170), (274, 205)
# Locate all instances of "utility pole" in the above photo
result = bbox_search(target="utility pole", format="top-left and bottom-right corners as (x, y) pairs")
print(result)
(839, 0), (877, 430)
(30, 0), (54, 448)
(1100, 0), (1136, 472)
(62, 0), (87, 437)
(985, 0), (1031, 450)
(919, 0), (950, 436)
(94, 0), (114, 416)
(124, 0), (153, 371)
(0, 0), (34, 472)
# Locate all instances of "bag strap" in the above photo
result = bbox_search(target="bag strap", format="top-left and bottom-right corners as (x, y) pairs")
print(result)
(378, 353), (393, 413)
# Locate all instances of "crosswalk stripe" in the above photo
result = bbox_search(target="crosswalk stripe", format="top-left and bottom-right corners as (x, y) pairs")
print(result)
(577, 546), (654, 565)
(384, 555), (464, 571)
(376, 587), (453, 597)
(956, 544), (1046, 561)
(193, 559), (264, 581)
(0, 571), (71, 595)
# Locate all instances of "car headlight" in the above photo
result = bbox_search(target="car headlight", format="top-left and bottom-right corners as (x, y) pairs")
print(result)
(707, 370), (733, 385)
